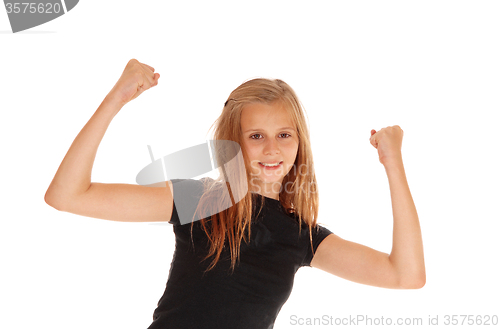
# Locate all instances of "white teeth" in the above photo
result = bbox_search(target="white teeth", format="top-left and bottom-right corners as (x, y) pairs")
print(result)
(260, 162), (281, 167)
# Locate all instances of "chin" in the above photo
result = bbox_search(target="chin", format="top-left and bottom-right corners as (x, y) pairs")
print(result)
(259, 175), (284, 184)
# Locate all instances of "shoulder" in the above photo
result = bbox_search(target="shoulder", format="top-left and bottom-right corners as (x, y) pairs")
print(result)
(301, 223), (334, 267)
(169, 178), (214, 226)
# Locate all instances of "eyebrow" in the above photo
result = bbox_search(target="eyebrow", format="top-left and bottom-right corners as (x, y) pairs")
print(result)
(243, 127), (296, 133)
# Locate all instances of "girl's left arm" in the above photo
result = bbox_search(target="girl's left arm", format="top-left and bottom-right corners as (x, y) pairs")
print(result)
(384, 157), (426, 288)
(310, 126), (425, 289)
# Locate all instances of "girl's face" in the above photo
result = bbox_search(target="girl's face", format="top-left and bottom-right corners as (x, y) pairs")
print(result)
(240, 102), (299, 196)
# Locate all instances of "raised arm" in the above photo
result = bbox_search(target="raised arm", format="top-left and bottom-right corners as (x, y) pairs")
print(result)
(44, 59), (172, 223)
(384, 156), (425, 287)
(310, 126), (425, 289)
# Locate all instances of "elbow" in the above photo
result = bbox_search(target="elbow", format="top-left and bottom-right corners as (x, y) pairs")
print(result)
(399, 273), (426, 289)
(404, 278), (426, 289)
(44, 189), (65, 211)
(44, 192), (58, 210)
(417, 273), (426, 288)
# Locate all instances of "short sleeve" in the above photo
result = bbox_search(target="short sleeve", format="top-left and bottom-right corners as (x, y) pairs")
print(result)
(168, 178), (206, 226)
(301, 224), (333, 267)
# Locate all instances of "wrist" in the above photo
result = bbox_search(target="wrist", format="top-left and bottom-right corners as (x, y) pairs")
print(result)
(101, 93), (126, 115)
(382, 156), (404, 170)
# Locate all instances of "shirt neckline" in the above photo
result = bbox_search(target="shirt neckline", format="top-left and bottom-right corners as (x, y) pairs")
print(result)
(250, 192), (283, 212)
(250, 192), (280, 202)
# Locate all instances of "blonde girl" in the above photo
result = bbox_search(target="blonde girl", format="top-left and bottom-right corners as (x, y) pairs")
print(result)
(45, 59), (425, 329)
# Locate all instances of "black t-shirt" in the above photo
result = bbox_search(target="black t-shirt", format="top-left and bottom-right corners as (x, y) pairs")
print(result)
(147, 178), (333, 329)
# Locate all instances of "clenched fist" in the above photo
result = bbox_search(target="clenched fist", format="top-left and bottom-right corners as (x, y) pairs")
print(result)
(369, 125), (404, 166)
(108, 59), (160, 106)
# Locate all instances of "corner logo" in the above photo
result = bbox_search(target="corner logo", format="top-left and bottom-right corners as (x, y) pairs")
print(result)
(136, 140), (248, 225)
(3, 0), (79, 33)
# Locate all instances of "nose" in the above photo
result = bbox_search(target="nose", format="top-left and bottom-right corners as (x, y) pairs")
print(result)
(263, 137), (280, 156)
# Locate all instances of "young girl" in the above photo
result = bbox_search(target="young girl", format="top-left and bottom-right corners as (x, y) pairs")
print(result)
(45, 59), (425, 329)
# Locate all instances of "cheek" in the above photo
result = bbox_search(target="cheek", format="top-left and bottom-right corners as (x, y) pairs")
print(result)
(241, 143), (258, 160)
(285, 142), (299, 158)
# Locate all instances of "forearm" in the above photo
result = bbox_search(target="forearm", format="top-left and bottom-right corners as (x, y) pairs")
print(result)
(45, 94), (124, 206)
(385, 158), (426, 288)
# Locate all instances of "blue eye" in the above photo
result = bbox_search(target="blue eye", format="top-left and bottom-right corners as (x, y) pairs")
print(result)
(250, 134), (262, 139)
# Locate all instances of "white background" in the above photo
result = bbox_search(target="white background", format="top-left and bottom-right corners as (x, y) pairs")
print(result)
(1, 1), (499, 328)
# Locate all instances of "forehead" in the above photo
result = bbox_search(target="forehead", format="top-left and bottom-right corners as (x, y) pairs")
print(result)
(240, 102), (295, 130)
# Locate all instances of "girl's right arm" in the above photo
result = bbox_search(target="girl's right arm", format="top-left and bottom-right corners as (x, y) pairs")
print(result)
(44, 59), (172, 223)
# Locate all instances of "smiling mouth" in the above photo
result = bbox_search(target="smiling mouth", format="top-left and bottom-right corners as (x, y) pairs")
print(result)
(258, 161), (283, 168)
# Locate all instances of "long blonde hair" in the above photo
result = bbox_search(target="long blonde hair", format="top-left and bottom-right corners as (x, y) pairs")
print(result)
(191, 78), (319, 274)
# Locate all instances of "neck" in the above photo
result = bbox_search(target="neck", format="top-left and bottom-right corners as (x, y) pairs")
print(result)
(249, 182), (281, 200)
